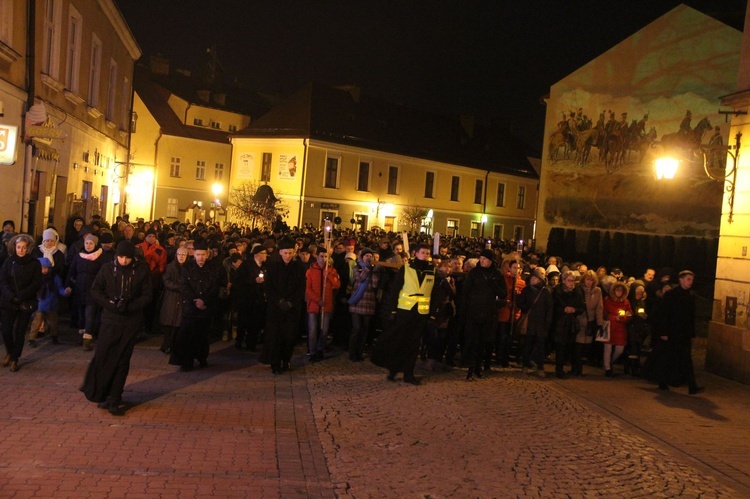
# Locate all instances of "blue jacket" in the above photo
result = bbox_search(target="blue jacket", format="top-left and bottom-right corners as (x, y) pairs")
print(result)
(37, 273), (67, 313)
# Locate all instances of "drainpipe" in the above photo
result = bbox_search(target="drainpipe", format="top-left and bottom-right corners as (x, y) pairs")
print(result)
(21, 0), (37, 234)
(482, 170), (490, 238)
(183, 103), (192, 125)
(297, 138), (309, 228)
(151, 131), (162, 220)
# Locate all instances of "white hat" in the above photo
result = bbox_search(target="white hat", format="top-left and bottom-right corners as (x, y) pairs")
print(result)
(43, 228), (59, 242)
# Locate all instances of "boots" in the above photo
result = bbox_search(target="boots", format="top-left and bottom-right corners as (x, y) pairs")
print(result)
(82, 338), (93, 351)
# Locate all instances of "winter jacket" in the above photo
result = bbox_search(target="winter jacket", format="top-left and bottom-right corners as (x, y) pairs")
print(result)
(159, 258), (183, 327)
(89, 259), (153, 325)
(575, 284), (604, 344)
(37, 273), (68, 313)
(180, 258), (223, 318)
(461, 263), (506, 323)
(349, 261), (379, 316)
(498, 272), (526, 323)
(66, 248), (105, 305)
(551, 283), (585, 344)
(306, 261), (341, 314)
(518, 282), (553, 338)
(0, 253), (43, 310)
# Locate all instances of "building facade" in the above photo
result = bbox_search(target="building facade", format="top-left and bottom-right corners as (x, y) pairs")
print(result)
(537, 5), (741, 251)
(707, 2), (750, 385)
(231, 84), (538, 240)
(0, 0), (140, 238)
(129, 62), (251, 223)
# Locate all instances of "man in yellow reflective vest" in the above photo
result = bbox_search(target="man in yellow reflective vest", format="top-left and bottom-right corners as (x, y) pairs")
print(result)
(371, 243), (436, 385)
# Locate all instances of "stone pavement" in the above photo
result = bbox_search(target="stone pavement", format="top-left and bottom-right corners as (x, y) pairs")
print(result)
(0, 329), (748, 498)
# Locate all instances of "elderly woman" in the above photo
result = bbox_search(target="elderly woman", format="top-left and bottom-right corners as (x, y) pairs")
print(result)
(159, 246), (188, 354)
(572, 270), (604, 376)
(0, 234), (42, 371)
(551, 270), (584, 379)
(66, 234), (105, 351)
(32, 227), (67, 277)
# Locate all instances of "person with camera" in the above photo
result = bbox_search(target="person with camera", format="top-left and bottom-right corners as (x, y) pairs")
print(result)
(81, 240), (152, 414)
(0, 234), (43, 372)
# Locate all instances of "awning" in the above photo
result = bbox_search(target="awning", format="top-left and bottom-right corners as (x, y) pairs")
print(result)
(31, 139), (59, 161)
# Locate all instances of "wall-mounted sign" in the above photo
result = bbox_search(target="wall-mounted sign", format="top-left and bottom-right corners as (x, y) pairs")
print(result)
(0, 125), (19, 165)
(278, 154), (297, 180)
(237, 153), (254, 179)
(321, 203), (339, 209)
(27, 125), (64, 140)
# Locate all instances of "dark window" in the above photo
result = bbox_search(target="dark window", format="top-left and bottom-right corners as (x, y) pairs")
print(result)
(261, 153), (272, 182)
(387, 166), (398, 194)
(325, 157), (339, 188)
(474, 179), (483, 204)
(357, 162), (370, 191)
(496, 183), (505, 207)
(424, 171), (435, 198)
(450, 176), (460, 201)
(517, 185), (526, 209)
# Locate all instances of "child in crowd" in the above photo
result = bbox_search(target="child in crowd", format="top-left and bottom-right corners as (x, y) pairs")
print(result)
(27, 257), (70, 347)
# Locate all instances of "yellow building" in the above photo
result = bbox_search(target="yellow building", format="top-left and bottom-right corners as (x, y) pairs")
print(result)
(231, 84), (538, 240)
(129, 61), (251, 224)
(0, 0), (140, 238)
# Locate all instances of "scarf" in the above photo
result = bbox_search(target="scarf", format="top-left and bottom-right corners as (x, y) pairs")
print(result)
(79, 248), (103, 261)
(41, 245), (58, 266)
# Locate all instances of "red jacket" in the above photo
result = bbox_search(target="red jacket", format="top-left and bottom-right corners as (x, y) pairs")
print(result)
(136, 241), (167, 280)
(498, 273), (526, 323)
(305, 262), (341, 313)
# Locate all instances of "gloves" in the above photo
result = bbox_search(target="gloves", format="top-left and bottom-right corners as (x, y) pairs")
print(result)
(115, 299), (128, 313)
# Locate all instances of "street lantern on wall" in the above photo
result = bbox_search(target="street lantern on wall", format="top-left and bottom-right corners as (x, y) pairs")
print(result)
(653, 132), (741, 223)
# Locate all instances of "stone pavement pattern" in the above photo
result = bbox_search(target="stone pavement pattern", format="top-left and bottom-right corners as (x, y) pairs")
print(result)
(306, 355), (745, 498)
(0, 331), (748, 498)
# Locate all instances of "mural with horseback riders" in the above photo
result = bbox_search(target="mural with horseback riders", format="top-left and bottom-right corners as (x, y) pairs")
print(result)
(547, 107), (713, 174)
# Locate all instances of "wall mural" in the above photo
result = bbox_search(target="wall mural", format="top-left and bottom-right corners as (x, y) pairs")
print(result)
(538, 5), (741, 242)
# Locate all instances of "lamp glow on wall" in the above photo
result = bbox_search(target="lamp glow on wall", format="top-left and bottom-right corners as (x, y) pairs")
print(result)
(212, 182), (223, 205)
(124, 168), (155, 221)
(654, 132), (741, 223)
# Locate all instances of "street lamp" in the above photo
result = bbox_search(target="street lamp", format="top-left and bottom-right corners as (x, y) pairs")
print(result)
(653, 132), (741, 223)
(481, 213), (487, 238)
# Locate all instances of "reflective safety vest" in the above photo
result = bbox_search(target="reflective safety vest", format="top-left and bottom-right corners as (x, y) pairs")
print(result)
(397, 263), (435, 314)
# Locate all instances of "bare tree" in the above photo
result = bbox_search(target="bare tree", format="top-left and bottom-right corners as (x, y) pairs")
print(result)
(399, 205), (428, 233)
(227, 181), (289, 230)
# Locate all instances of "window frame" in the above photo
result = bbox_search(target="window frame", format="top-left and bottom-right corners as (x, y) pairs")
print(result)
(474, 179), (483, 205)
(387, 165), (400, 195)
(87, 34), (102, 108)
(324, 156), (340, 189)
(261, 152), (272, 182)
(357, 160), (371, 192)
(195, 160), (206, 181)
(517, 185), (526, 210)
(65, 6), (82, 93)
(170, 157), (181, 178)
(450, 175), (460, 202)
(424, 170), (435, 199)
(105, 58), (117, 122)
(215, 162), (224, 181)
(42, 0), (62, 79)
(496, 182), (506, 207)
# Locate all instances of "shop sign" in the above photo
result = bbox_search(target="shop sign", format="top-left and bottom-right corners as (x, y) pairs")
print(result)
(0, 125), (18, 165)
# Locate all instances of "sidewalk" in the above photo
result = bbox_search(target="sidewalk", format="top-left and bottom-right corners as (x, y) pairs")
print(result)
(552, 343), (750, 495)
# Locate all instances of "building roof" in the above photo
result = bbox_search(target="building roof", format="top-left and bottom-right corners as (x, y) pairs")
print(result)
(134, 70), (233, 144)
(236, 83), (538, 179)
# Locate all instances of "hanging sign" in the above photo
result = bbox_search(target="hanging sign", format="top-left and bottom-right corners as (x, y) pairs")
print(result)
(0, 125), (19, 165)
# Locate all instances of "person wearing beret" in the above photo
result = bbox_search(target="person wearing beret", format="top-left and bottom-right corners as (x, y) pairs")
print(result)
(81, 241), (152, 414)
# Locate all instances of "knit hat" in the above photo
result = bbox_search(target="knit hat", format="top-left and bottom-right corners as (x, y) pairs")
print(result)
(277, 237), (295, 250)
(531, 267), (546, 282)
(99, 231), (115, 244)
(84, 234), (99, 245)
(251, 243), (264, 254)
(145, 228), (157, 236)
(546, 264), (560, 277)
(480, 249), (495, 261)
(37, 257), (53, 268)
(359, 248), (374, 258)
(116, 240), (135, 258)
(42, 228), (59, 242)
(193, 239), (208, 251)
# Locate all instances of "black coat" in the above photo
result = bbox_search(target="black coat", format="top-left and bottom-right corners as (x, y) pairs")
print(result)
(0, 254), (43, 310)
(259, 257), (306, 366)
(82, 259), (152, 403)
(66, 249), (106, 305)
(179, 259), (222, 318)
(461, 263), (507, 322)
(518, 283), (553, 338)
(551, 284), (585, 343)
(662, 285), (696, 345)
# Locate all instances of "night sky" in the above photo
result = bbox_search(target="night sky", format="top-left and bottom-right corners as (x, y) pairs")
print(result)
(115, 0), (746, 152)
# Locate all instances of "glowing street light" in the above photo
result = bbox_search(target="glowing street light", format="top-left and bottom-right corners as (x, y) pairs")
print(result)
(654, 157), (679, 180)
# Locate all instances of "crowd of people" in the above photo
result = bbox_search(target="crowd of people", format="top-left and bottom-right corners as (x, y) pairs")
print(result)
(0, 214), (704, 413)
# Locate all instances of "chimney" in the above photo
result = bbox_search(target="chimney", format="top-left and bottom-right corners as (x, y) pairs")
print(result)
(196, 90), (210, 103)
(212, 92), (226, 106)
(149, 55), (170, 76)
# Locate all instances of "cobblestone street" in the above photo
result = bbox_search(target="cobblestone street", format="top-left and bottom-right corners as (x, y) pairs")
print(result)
(0, 331), (747, 497)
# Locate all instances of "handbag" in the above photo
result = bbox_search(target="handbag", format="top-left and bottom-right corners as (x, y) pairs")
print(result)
(516, 286), (546, 336)
(595, 320), (610, 342)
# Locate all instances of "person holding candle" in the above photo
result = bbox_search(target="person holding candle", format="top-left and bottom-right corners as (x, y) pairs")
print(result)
(602, 281), (632, 377)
